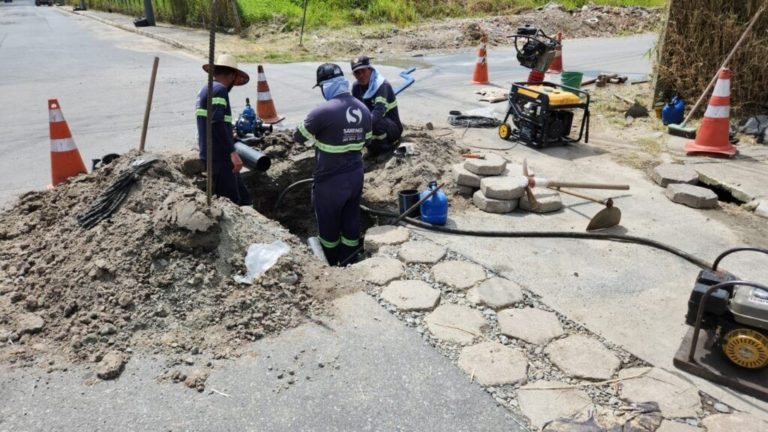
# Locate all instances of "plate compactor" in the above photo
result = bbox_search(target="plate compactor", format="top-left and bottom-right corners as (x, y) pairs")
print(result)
(674, 247), (768, 401)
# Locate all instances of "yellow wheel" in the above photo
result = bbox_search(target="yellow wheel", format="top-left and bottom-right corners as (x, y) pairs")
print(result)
(498, 123), (511, 140)
(723, 328), (768, 369)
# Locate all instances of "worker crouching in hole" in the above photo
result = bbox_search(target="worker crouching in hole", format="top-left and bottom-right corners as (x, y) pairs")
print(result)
(350, 55), (403, 158)
(195, 54), (252, 205)
(294, 64), (372, 266)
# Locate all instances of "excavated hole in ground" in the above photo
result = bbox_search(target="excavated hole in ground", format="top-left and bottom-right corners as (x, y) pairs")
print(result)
(701, 182), (742, 205)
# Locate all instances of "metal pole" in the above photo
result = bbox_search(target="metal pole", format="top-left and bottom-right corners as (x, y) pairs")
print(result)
(139, 56), (159, 153)
(143, 0), (156, 26)
(206, 0), (217, 207)
(299, 0), (308, 46)
(229, 0), (242, 34)
(79, 0), (86, 10)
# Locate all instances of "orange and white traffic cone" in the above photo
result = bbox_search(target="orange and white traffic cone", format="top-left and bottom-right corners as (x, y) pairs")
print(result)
(547, 32), (563, 74)
(256, 65), (284, 124)
(685, 68), (737, 157)
(48, 99), (87, 186)
(471, 36), (490, 85)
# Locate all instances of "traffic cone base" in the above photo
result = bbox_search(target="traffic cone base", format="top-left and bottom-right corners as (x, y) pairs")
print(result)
(547, 32), (563, 74)
(48, 99), (86, 186)
(256, 66), (285, 124)
(471, 36), (490, 84)
(684, 68), (736, 157)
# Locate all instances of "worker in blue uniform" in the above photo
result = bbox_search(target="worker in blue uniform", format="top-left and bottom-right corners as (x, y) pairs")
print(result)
(350, 55), (403, 157)
(294, 64), (372, 266)
(195, 54), (251, 205)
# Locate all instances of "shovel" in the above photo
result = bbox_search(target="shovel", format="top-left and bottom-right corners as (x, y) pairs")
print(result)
(549, 187), (622, 231)
(613, 94), (649, 118)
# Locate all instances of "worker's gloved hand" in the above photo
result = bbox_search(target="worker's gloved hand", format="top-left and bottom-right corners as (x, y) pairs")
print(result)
(231, 151), (243, 173)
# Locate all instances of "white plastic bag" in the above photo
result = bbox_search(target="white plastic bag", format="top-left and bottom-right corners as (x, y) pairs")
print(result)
(234, 240), (290, 284)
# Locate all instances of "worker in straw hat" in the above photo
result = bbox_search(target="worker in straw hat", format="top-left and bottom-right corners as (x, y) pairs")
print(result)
(294, 63), (372, 266)
(195, 54), (252, 205)
(350, 55), (403, 158)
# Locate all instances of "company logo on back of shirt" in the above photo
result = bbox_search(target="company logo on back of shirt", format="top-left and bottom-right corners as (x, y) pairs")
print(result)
(346, 107), (363, 124)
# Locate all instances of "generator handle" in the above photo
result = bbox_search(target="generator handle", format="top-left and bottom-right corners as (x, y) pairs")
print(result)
(712, 247), (768, 271)
(689, 280), (768, 363)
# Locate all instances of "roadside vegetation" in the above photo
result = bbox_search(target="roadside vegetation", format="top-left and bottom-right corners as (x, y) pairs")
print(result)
(69, 0), (666, 31)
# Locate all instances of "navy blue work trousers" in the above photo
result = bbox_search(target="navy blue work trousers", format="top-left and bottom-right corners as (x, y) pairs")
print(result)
(312, 167), (364, 266)
(211, 160), (252, 206)
(367, 117), (403, 155)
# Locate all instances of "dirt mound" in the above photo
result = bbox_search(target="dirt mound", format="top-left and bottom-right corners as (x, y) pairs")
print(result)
(0, 152), (358, 370)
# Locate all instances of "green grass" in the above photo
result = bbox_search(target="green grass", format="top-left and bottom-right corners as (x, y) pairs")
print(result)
(70, 0), (667, 30)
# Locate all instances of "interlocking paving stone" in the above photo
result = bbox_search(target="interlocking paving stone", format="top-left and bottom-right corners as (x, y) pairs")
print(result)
(466, 277), (524, 310)
(618, 367), (701, 418)
(380, 280), (441, 312)
(498, 308), (564, 345)
(464, 153), (508, 176)
(432, 261), (487, 289)
(518, 381), (592, 429)
(545, 335), (620, 380)
(457, 341), (528, 386)
(651, 164), (699, 187)
(353, 257), (404, 285)
(473, 190), (517, 214)
(665, 183), (718, 209)
(364, 225), (410, 252)
(398, 241), (447, 264)
(425, 304), (487, 345)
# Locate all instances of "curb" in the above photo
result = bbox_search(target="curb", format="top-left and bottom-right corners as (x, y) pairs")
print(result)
(57, 6), (206, 58)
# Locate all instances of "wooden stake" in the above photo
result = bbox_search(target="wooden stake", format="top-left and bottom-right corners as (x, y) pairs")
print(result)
(139, 56), (159, 153)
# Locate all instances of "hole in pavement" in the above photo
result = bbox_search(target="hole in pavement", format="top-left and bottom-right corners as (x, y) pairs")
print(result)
(701, 182), (741, 205)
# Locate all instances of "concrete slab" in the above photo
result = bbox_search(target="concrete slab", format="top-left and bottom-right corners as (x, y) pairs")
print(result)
(519, 189), (563, 213)
(398, 241), (447, 264)
(364, 225), (410, 252)
(457, 341), (528, 386)
(618, 367), (701, 418)
(0, 293), (524, 431)
(657, 420), (703, 432)
(693, 161), (768, 203)
(498, 308), (565, 345)
(353, 257), (404, 285)
(651, 164), (699, 187)
(432, 261), (487, 290)
(425, 304), (488, 345)
(456, 185), (477, 197)
(480, 176), (527, 200)
(545, 335), (620, 380)
(473, 190), (518, 213)
(518, 381), (592, 430)
(380, 280), (441, 312)
(464, 153), (508, 176)
(466, 277), (524, 310)
(453, 163), (482, 188)
(665, 183), (718, 209)
(703, 413), (768, 432)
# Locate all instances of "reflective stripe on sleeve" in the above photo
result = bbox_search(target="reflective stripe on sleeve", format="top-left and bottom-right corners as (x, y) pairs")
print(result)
(212, 97), (228, 107)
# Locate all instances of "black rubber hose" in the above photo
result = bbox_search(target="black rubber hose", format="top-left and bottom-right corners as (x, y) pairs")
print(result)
(360, 204), (712, 269)
(274, 178), (314, 211)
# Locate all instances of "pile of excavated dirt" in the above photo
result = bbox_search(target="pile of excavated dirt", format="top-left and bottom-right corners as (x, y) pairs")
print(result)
(242, 127), (466, 235)
(0, 151), (360, 371)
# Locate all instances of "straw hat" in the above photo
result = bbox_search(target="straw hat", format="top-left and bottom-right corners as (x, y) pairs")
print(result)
(202, 54), (249, 86)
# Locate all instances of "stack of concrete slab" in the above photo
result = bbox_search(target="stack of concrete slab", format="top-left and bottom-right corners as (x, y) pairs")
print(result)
(453, 154), (564, 214)
(652, 163), (718, 209)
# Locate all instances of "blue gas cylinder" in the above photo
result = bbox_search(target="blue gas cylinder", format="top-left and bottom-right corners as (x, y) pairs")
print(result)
(662, 96), (685, 125)
(419, 181), (447, 225)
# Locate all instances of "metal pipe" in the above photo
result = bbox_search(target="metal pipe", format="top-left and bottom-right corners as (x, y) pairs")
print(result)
(234, 142), (271, 172)
(394, 67), (416, 95)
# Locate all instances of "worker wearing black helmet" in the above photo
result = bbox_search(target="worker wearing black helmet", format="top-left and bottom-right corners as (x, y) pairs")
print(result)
(294, 63), (372, 266)
(350, 55), (403, 157)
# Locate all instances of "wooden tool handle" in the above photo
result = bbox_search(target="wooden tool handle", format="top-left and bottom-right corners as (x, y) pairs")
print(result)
(546, 181), (630, 190)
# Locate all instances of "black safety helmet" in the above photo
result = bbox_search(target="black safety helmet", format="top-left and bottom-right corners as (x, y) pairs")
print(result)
(313, 63), (344, 88)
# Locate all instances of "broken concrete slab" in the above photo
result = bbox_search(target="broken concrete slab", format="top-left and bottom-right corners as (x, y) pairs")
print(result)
(755, 199), (768, 219)
(425, 304), (488, 344)
(657, 420), (702, 432)
(518, 381), (592, 430)
(364, 225), (410, 252)
(353, 257), (404, 285)
(618, 367), (701, 418)
(473, 190), (517, 214)
(466, 277), (524, 309)
(694, 161), (768, 203)
(453, 163), (482, 188)
(432, 261), (487, 289)
(702, 413), (768, 432)
(665, 183), (718, 209)
(380, 280), (441, 312)
(464, 153), (508, 176)
(457, 341), (528, 386)
(398, 241), (447, 264)
(456, 185), (476, 197)
(519, 189), (563, 213)
(480, 176), (527, 200)
(545, 335), (620, 380)
(498, 308), (564, 345)
(651, 164), (699, 187)
(96, 351), (125, 380)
